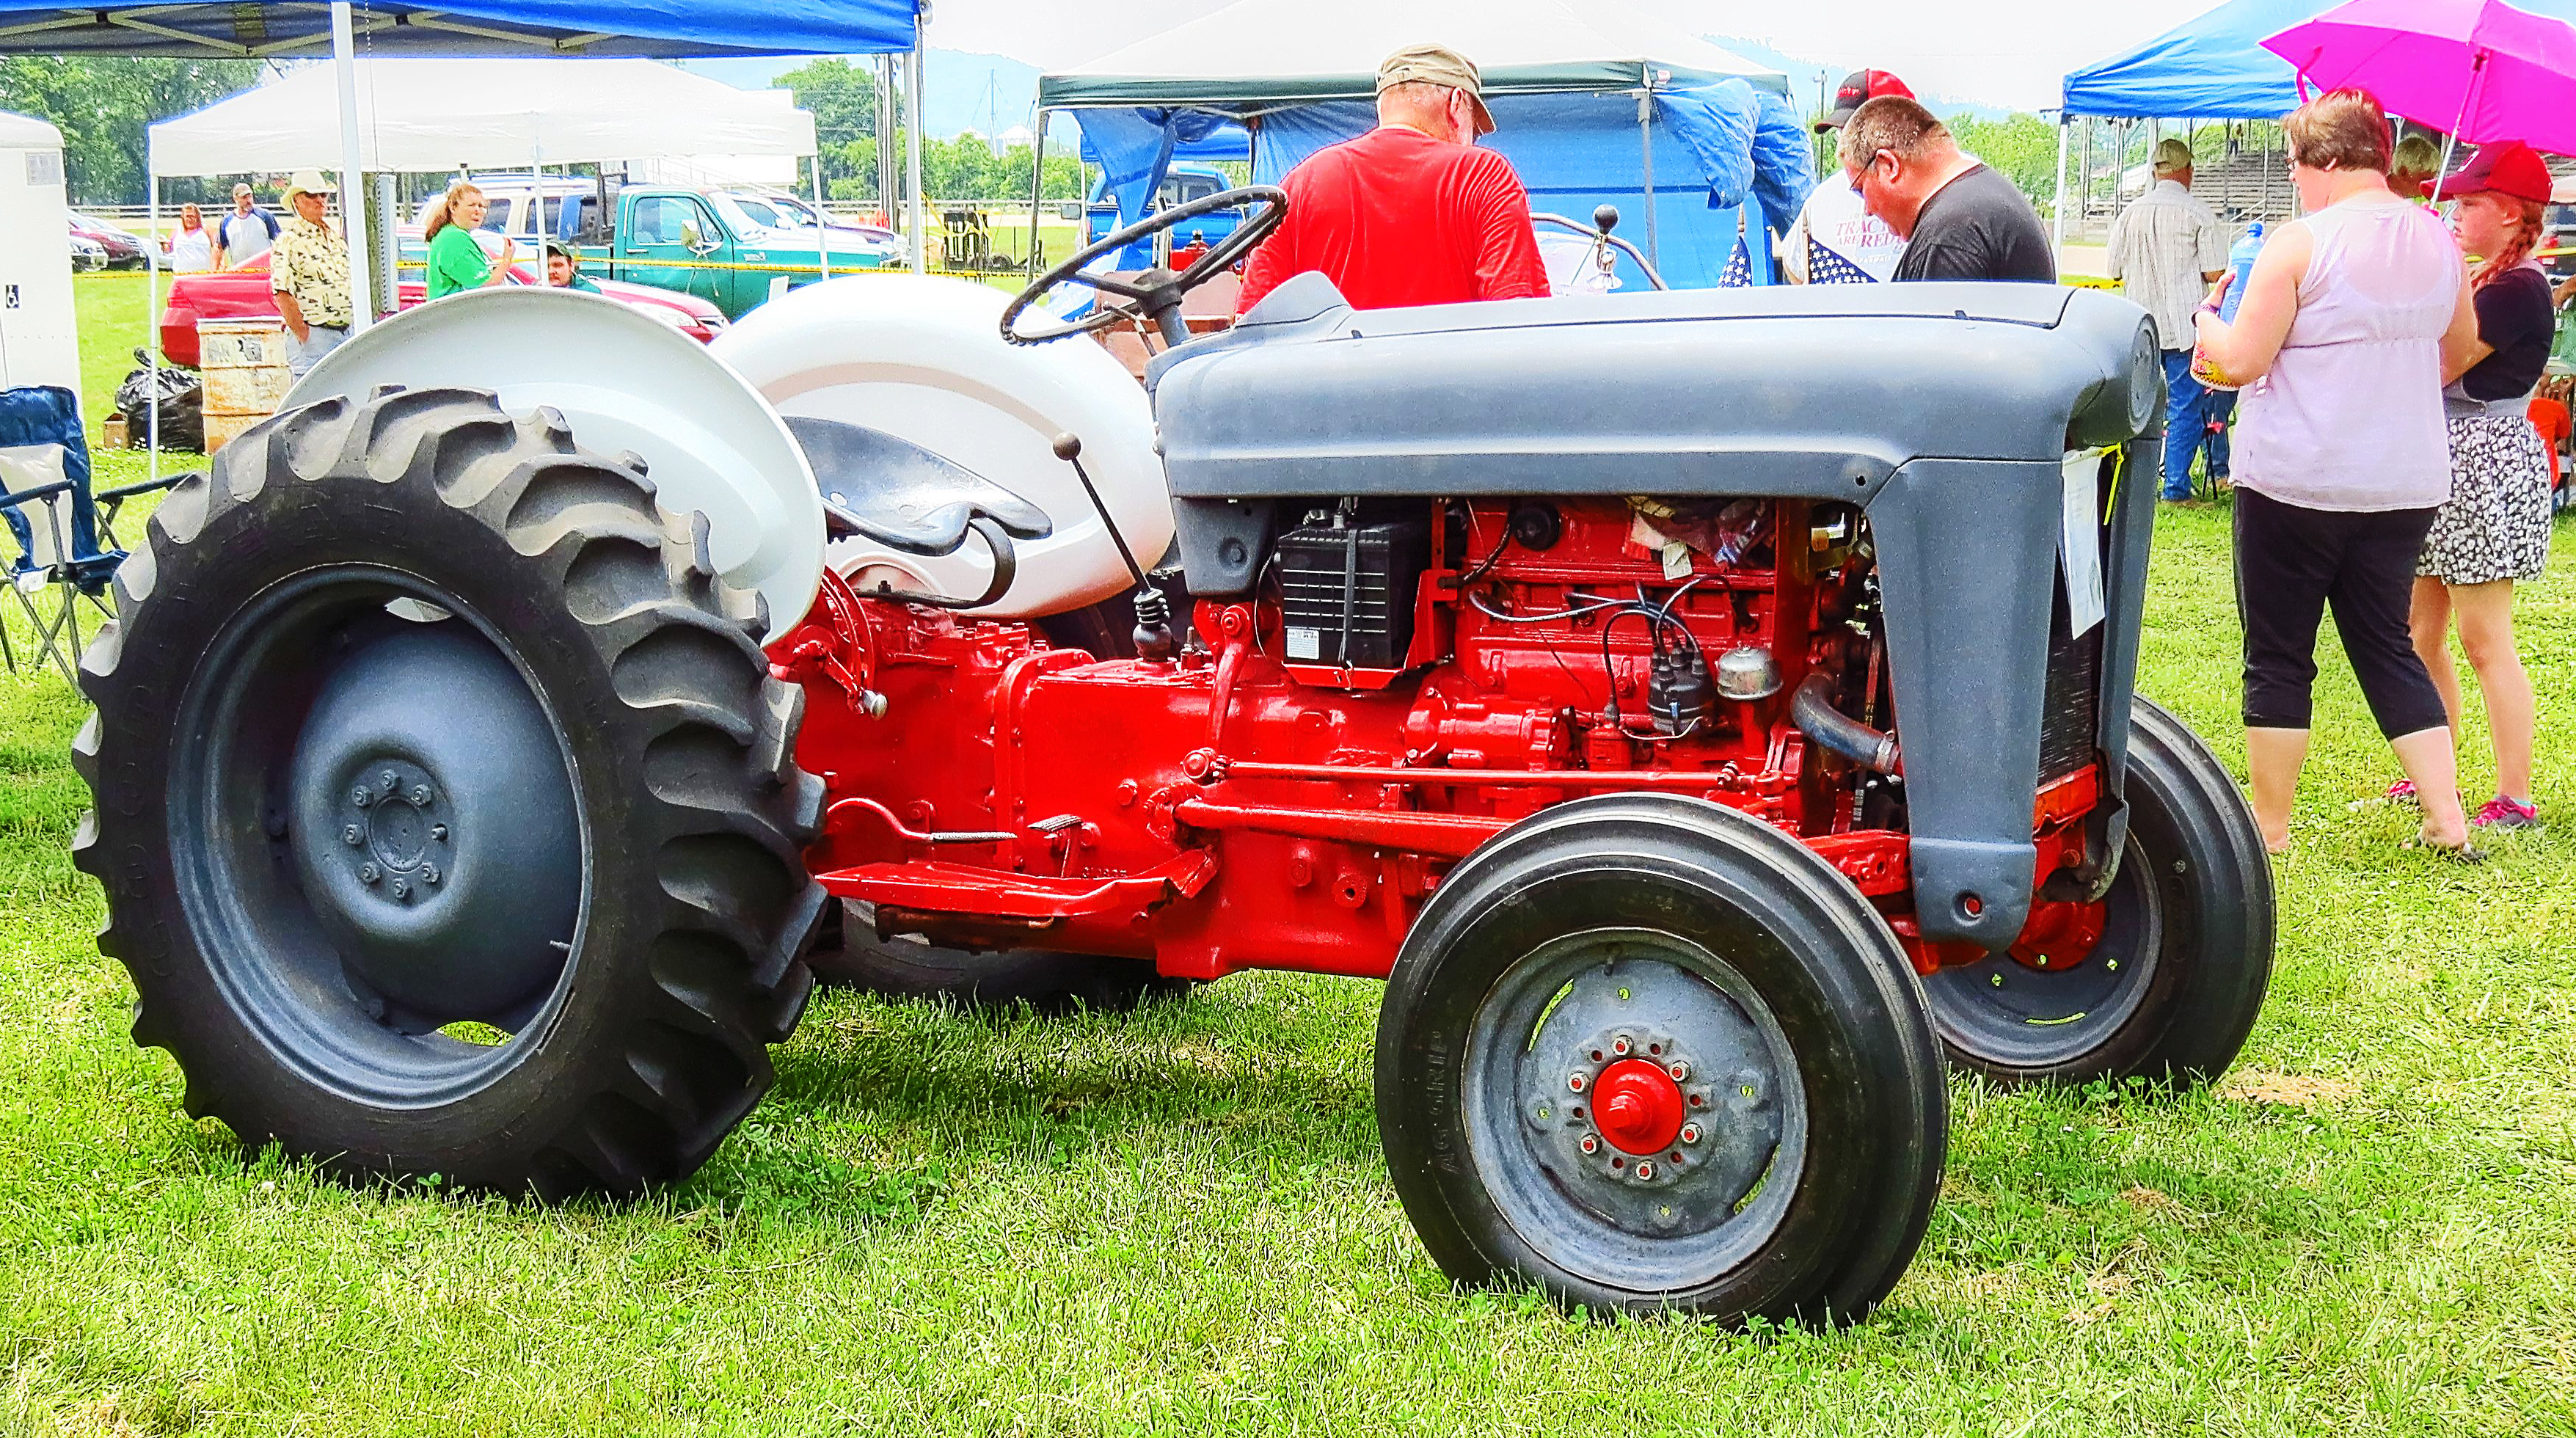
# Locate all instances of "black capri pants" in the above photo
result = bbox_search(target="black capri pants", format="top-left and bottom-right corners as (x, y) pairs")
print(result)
(2233, 487), (2451, 738)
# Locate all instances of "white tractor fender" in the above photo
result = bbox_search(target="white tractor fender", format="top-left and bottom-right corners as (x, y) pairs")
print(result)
(292, 288), (825, 640)
(708, 275), (1170, 620)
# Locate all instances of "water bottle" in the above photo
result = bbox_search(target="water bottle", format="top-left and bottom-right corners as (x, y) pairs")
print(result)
(2218, 222), (2266, 324)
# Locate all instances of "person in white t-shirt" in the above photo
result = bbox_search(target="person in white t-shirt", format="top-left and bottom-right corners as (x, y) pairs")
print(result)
(1781, 68), (1912, 284)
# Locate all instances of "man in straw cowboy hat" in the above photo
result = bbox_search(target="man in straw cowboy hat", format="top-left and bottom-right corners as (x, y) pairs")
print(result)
(271, 169), (354, 378)
(1237, 43), (1550, 313)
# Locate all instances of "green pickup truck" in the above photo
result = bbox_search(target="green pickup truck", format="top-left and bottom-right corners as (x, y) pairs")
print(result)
(453, 176), (906, 319)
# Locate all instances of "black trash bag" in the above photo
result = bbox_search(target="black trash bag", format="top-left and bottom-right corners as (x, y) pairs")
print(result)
(115, 347), (204, 451)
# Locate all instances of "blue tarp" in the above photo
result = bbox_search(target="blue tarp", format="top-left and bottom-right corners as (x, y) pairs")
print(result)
(1082, 123), (1249, 167)
(2062, 0), (2576, 118)
(1075, 80), (1812, 291)
(0, 0), (918, 58)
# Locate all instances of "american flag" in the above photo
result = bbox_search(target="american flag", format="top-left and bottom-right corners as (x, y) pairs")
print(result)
(1718, 235), (1753, 288)
(1805, 237), (1880, 285)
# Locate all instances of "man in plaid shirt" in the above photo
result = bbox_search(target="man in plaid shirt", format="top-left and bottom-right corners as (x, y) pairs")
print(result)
(271, 169), (354, 379)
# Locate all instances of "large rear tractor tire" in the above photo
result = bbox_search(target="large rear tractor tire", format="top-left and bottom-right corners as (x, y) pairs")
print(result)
(72, 387), (828, 1198)
(811, 902), (1197, 1013)
(1376, 795), (1947, 1324)
(1919, 697), (2274, 1087)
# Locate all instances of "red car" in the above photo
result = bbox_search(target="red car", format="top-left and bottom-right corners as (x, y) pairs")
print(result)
(157, 254), (726, 368)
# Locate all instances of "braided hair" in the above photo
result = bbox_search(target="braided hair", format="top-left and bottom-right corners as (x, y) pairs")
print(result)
(2471, 196), (2547, 290)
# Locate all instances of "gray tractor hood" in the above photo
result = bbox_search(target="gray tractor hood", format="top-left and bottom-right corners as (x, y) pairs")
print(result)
(1145, 276), (2167, 956)
(1150, 274), (2162, 500)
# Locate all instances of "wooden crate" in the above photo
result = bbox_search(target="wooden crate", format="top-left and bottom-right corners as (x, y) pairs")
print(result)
(203, 410), (267, 454)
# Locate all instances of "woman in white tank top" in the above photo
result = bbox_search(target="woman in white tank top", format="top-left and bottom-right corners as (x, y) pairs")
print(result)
(2186, 89), (2485, 859)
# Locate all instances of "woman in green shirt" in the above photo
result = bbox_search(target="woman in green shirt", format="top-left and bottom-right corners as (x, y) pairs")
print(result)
(423, 180), (517, 299)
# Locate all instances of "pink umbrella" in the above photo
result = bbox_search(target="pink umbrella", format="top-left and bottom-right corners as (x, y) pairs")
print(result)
(2263, 0), (2576, 176)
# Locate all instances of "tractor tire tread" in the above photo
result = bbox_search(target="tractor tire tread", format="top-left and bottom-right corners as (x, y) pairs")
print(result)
(73, 387), (826, 1200)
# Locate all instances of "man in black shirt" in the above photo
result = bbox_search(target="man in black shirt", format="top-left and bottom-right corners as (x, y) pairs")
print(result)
(1843, 97), (2054, 282)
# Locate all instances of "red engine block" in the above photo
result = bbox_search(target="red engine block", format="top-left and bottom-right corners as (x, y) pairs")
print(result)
(774, 498), (2099, 981)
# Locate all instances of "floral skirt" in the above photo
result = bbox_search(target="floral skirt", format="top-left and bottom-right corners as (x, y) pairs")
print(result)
(2419, 412), (2555, 585)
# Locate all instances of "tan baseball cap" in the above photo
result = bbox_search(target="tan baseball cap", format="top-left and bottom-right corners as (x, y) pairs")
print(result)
(2152, 137), (2194, 173)
(1378, 43), (1495, 136)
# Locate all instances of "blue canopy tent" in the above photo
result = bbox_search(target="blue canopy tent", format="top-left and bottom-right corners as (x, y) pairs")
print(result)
(2051, 0), (2576, 243)
(1033, 0), (1813, 292)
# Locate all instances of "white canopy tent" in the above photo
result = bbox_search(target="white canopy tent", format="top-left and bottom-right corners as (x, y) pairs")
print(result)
(1046, 0), (1785, 103)
(150, 57), (816, 175)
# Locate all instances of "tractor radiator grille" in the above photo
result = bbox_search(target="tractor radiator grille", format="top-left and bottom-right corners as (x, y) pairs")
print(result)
(2039, 578), (2102, 784)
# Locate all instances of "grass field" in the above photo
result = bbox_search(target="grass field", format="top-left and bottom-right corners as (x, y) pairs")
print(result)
(4, 275), (2574, 1437)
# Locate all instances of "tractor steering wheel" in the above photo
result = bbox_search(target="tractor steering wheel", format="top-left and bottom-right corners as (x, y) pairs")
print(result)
(1001, 185), (1287, 348)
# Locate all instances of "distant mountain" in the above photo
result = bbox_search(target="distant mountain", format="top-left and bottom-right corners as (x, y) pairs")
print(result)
(1704, 36), (2020, 123)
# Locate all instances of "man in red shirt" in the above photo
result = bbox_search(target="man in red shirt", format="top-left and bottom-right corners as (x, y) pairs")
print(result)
(1236, 44), (1550, 313)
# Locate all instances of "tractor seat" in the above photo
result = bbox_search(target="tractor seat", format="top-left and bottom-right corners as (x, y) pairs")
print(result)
(784, 415), (1053, 556)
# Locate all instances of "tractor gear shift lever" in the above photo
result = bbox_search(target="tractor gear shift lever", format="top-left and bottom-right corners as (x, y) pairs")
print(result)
(1053, 431), (1176, 659)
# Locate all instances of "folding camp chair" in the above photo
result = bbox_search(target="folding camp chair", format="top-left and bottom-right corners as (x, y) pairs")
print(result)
(0, 448), (116, 682)
(0, 384), (192, 683)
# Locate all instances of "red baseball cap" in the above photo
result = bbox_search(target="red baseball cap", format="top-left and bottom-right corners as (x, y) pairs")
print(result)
(1816, 70), (1915, 131)
(2434, 141), (2553, 204)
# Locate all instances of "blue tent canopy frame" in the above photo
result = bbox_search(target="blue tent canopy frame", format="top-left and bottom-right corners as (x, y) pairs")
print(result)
(0, 0), (922, 482)
(2062, 0), (2576, 119)
(0, 0), (917, 58)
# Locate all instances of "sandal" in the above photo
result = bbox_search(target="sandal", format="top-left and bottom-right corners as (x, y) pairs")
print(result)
(2403, 830), (2488, 864)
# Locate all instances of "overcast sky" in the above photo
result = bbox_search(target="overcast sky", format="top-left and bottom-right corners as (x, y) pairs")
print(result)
(1676, 0), (2233, 113)
(694, 0), (2245, 132)
(1669, 0), (2236, 112)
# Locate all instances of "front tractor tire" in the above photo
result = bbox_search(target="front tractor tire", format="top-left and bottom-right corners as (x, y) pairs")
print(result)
(72, 387), (828, 1198)
(1376, 795), (1948, 1324)
(1919, 698), (2274, 1087)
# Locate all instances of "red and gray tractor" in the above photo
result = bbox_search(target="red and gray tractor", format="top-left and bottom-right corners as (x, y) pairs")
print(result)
(73, 192), (2272, 1324)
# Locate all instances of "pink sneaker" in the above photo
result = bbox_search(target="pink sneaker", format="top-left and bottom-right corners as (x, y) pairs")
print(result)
(2472, 795), (2542, 831)
(2384, 779), (2417, 804)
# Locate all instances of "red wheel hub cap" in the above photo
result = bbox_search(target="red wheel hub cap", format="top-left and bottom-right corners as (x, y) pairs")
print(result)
(1591, 1058), (1685, 1155)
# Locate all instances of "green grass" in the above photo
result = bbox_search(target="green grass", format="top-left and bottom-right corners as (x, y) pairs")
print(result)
(4, 299), (2575, 1436)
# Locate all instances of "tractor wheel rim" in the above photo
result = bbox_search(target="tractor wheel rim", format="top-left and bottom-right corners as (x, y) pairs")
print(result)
(1919, 835), (2163, 1069)
(1464, 926), (1807, 1293)
(170, 566), (589, 1106)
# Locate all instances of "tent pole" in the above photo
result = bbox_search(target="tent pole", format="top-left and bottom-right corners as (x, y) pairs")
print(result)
(813, 147), (830, 280)
(906, 44), (926, 274)
(2051, 117), (2070, 254)
(145, 161), (159, 483)
(877, 54), (898, 230)
(1028, 106), (1046, 280)
(331, 1), (374, 332)
(1637, 91), (1658, 270)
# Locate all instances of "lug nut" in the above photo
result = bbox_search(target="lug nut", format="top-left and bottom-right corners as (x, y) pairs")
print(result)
(351, 787), (373, 809)
(1578, 1134), (1599, 1155)
(1611, 1035), (1632, 1056)
(409, 784), (433, 806)
(379, 770), (398, 791)
(1679, 1123), (1700, 1144)
(357, 863), (381, 885)
(390, 878), (410, 899)
(1667, 1061), (1690, 1081)
(1566, 1072), (1587, 1093)
(420, 864), (441, 886)
(342, 825), (363, 846)
(1635, 1161), (1655, 1180)
(430, 824), (448, 842)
